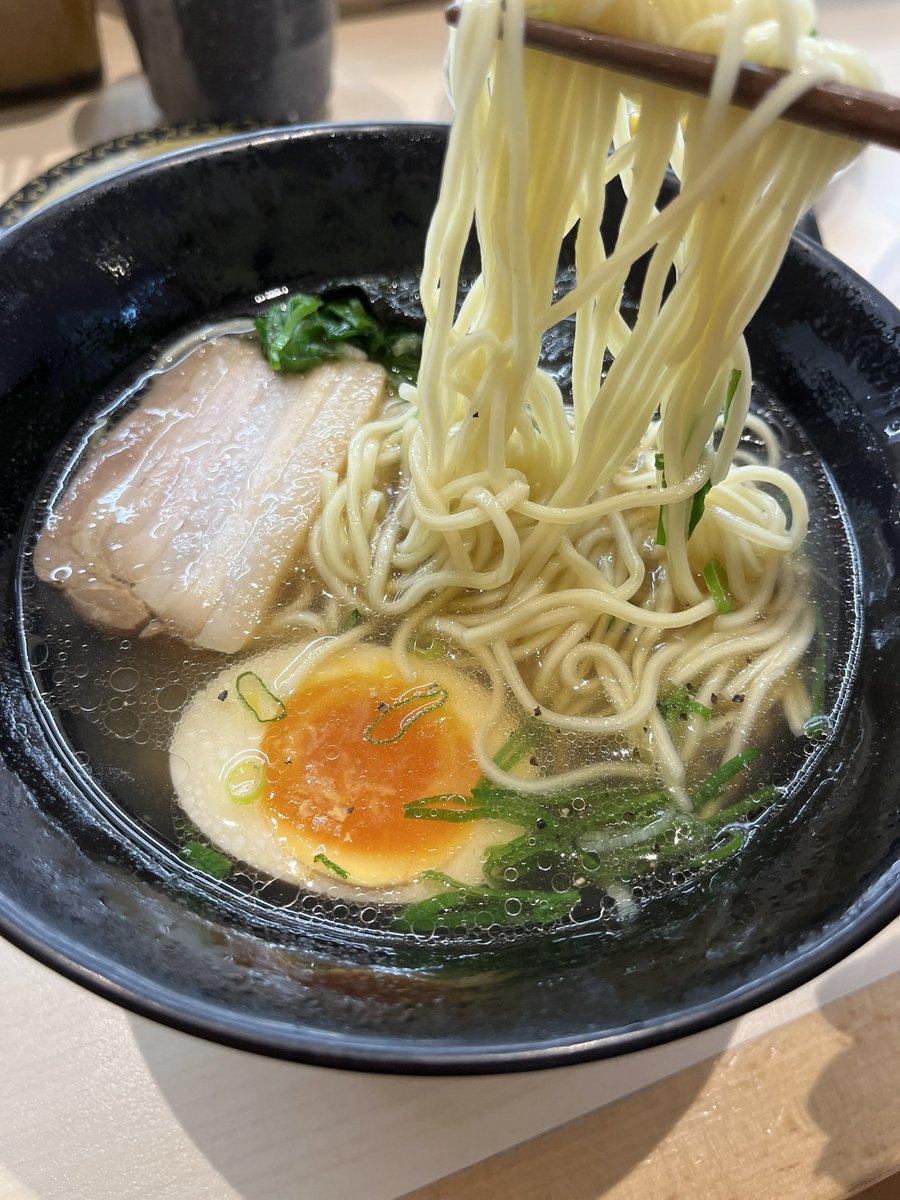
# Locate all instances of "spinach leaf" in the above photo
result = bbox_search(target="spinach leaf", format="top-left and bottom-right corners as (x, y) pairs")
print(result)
(257, 291), (423, 384)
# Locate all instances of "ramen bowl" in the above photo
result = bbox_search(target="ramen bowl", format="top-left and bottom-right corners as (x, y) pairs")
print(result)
(0, 125), (898, 1073)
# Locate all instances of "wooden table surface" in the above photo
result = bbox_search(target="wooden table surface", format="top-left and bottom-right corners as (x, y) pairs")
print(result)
(1, 3), (899, 1198)
(407, 969), (900, 1200)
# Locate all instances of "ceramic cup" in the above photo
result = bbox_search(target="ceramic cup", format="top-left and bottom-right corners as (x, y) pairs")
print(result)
(121, 0), (333, 126)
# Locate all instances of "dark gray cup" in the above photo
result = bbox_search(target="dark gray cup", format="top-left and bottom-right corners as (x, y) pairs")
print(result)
(121, 0), (334, 126)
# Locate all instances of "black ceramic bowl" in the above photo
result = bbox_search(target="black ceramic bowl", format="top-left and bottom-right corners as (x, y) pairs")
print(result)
(0, 125), (898, 1074)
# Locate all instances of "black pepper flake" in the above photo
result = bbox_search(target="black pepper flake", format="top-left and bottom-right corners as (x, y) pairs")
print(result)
(685, 682), (695, 692)
(533, 705), (542, 716)
(529, 755), (539, 767)
(217, 689), (228, 702)
(710, 693), (718, 705)
(377, 700), (389, 712)
(347, 806), (355, 814)
(536, 818), (546, 830)
(472, 411), (480, 418)
(679, 712), (688, 721)
(284, 758), (293, 765)
(732, 693), (745, 704)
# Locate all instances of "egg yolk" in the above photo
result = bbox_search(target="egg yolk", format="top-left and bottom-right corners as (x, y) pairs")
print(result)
(260, 665), (481, 887)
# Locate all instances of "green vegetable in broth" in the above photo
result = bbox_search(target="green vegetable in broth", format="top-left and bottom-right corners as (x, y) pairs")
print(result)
(338, 607), (363, 634)
(394, 871), (579, 933)
(703, 559), (734, 614)
(396, 722), (773, 931)
(180, 840), (232, 880)
(655, 452), (668, 547)
(803, 614), (831, 738)
(236, 672), (287, 723)
(257, 291), (423, 384)
(691, 748), (760, 812)
(223, 755), (266, 804)
(688, 479), (713, 536)
(723, 368), (743, 426)
(314, 853), (350, 879)
(363, 683), (449, 746)
(658, 687), (712, 723)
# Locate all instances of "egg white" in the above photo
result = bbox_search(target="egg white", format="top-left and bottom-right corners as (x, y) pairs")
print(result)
(169, 636), (519, 902)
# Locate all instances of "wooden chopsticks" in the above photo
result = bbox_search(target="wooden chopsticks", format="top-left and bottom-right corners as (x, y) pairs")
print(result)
(445, 6), (900, 152)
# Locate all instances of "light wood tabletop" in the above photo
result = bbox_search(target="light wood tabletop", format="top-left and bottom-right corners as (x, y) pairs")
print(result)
(406, 968), (900, 1200)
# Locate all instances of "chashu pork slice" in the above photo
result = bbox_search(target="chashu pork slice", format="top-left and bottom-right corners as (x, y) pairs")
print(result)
(35, 337), (386, 653)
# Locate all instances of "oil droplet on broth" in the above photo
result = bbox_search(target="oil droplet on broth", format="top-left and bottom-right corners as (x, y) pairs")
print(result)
(110, 667), (140, 693)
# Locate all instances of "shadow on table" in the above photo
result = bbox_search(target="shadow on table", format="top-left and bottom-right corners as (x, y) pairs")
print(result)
(806, 940), (900, 1197)
(127, 1013), (731, 1200)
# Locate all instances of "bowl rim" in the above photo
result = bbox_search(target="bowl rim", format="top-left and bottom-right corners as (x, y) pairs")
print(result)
(2, 860), (900, 1076)
(2, 121), (899, 1075)
(0, 121), (268, 230)
(0, 120), (453, 233)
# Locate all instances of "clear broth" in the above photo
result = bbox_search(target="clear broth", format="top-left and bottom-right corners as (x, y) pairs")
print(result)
(18, 276), (863, 936)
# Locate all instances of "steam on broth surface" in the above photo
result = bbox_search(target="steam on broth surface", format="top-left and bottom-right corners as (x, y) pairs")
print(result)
(25, 0), (873, 933)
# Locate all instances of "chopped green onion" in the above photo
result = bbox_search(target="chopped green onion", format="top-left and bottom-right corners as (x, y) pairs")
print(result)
(703, 558), (733, 614)
(584, 789), (671, 823)
(703, 785), (779, 829)
(402, 711), (769, 910)
(403, 794), (483, 823)
(338, 608), (363, 634)
(803, 714), (832, 739)
(408, 632), (445, 659)
(482, 829), (581, 888)
(723, 368), (742, 425)
(236, 672), (287, 723)
(810, 643), (826, 713)
(806, 612), (828, 732)
(492, 719), (540, 773)
(689, 828), (745, 868)
(688, 479), (712, 537)
(222, 754), (266, 804)
(421, 870), (471, 889)
(363, 683), (448, 745)
(314, 853), (350, 879)
(405, 780), (538, 828)
(394, 870), (578, 933)
(658, 687), (712, 722)
(655, 445), (713, 542)
(691, 748), (759, 811)
(181, 840), (232, 880)
(655, 452), (667, 546)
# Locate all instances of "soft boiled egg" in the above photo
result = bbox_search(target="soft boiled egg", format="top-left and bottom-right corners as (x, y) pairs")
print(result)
(169, 637), (517, 901)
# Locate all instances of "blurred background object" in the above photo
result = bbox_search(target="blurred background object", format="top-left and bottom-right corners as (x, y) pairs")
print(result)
(119, 0), (333, 125)
(0, 0), (101, 100)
